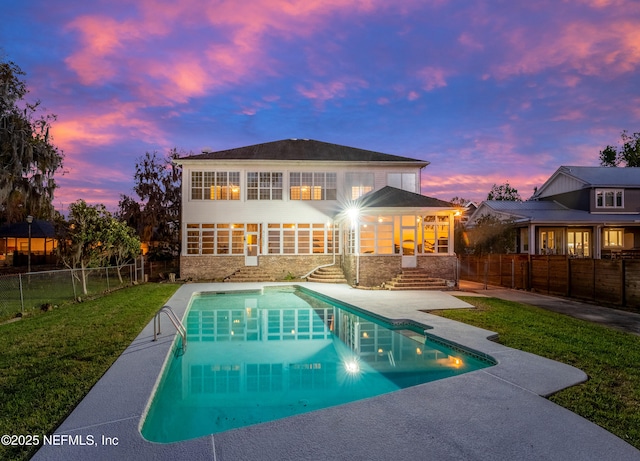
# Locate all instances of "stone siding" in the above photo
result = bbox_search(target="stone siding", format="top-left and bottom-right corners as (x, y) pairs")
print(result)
(342, 255), (458, 287)
(180, 255), (244, 280)
(417, 255), (457, 280)
(180, 254), (336, 281)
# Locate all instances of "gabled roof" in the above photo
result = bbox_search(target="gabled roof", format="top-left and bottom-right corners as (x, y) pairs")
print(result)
(356, 186), (452, 209)
(560, 166), (640, 186)
(177, 139), (429, 165)
(470, 200), (640, 225)
(0, 219), (56, 238)
(534, 166), (640, 198)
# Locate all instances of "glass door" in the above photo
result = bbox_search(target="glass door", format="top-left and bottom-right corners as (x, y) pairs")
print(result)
(245, 224), (259, 266)
(400, 216), (417, 268)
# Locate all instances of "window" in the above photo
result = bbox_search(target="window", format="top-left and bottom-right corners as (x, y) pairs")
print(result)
(346, 172), (374, 199)
(289, 172), (337, 200)
(247, 172), (283, 200)
(568, 230), (590, 257)
(267, 223), (339, 254)
(185, 223), (245, 255)
(421, 215), (449, 254)
(346, 214), (449, 255)
(603, 228), (624, 248)
(596, 189), (623, 209)
(387, 173), (417, 192)
(268, 224), (281, 254)
(539, 228), (563, 254)
(191, 171), (240, 200)
(186, 224), (200, 254)
(520, 228), (529, 253)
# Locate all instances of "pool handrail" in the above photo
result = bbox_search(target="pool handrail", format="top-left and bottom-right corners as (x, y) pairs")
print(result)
(153, 305), (187, 353)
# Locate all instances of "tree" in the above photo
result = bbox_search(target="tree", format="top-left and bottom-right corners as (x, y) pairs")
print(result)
(487, 182), (522, 201)
(466, 214), (516, 255)
(599, 130), (640, 167)
(1, 59), (64, 224)
(58, 200), (140, 294)
(118, 150), (181, 260)
(449, 196), (473, 207)
(104, 218), (141, 284)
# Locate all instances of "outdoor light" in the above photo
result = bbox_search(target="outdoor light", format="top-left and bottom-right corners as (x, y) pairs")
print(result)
(26, 215), (33, 274)
(344, 359), (360, 374)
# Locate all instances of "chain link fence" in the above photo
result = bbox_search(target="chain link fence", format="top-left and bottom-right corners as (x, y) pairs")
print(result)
(0, 259), (145, 322)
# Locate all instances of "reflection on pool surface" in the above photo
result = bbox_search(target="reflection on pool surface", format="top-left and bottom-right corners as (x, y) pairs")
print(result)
(141, 287), (494, 443)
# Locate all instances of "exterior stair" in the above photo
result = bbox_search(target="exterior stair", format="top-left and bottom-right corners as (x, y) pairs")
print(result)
(225, 267), (276, 282)
(384, 268), (450, 290)
(307, 265), (348, 284)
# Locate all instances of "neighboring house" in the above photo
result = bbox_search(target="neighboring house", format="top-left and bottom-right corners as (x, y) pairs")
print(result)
(468, 166), (640, 259)
(0, 219), (57, 267)
(174, 139), (458, 286)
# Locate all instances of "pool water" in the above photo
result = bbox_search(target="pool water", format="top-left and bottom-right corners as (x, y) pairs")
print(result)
(140, 287), (494, 443)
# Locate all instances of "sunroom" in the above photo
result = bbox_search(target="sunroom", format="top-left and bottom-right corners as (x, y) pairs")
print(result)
(338, 186), (458, 286)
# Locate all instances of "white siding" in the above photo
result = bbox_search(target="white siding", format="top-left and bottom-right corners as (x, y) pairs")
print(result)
(537, 173), (585, 198)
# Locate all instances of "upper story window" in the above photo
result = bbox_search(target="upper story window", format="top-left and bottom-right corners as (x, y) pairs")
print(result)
(595, 189), (623, 209)
(346, 172), (374, 199)
(247, 172), (283, 200)
(191, 171), (240, 200)
(387, 173), (417, 193)
(289, 172), (337, 200)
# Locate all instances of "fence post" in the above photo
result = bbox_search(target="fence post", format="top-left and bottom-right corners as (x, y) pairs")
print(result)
(566, 257), (571, 297)
(106, 266), (110, 291)
(621, 260), (626, 307)
(19, 273), (24, 313)
(483, 259), (488, 289)
(511, 258), (515, 289)
(71, 269), (77, 299)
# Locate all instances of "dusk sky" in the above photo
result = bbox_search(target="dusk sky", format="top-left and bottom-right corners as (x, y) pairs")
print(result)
(3, 0), (640, 212)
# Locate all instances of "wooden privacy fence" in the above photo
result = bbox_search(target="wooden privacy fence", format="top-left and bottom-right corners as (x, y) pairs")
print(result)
(458, 254), (640, 310)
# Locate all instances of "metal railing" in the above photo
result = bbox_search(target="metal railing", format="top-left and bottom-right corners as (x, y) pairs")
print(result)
(153, 305), (187, 354)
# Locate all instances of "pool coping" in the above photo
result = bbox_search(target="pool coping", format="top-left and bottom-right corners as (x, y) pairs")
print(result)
(32, 283), (640, 461)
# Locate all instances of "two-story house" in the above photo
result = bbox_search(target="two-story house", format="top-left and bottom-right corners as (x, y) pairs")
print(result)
(174, 139), (457, 286)
(468, 166), (640, 258)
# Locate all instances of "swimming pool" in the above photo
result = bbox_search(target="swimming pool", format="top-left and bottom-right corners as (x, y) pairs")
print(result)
(140, 287), (494, 443)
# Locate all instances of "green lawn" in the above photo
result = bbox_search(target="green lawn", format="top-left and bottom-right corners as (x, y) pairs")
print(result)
(0, 283), (179, 461)
(434, 296), (640, 450)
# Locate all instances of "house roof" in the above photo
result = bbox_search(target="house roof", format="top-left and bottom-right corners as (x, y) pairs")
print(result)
(356, 186), (453, 209)
(471, 200), (640, 225)
(0, 219), (56, 238)
(177, 139), (429, 165)
(534, 166), (640, 198)
(560, 166), (640, 186)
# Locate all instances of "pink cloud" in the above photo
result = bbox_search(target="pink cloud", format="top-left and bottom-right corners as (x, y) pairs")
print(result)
(298, 81), (347, 101)
(422, 171), (549, 203)
(458, 32), (484, 51)
(551, 110), (585, 122)
(297, 78), (368, 104)
(491, 15), (640, 80)
(63, 0), (394, 105)
(51, 102), (169, 151)
(416, 66), (449, 91)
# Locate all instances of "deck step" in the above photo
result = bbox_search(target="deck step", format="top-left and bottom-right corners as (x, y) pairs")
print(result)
(307, 265), (348, 284)
(384, 269), (450, 290)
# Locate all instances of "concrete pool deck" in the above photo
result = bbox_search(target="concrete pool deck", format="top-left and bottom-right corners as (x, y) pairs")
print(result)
(33, 283), (640, 461)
